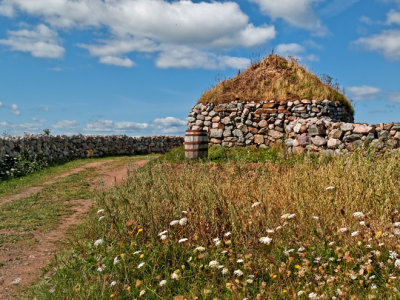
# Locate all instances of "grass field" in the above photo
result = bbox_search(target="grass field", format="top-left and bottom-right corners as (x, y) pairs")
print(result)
(25, 147), (400, 299)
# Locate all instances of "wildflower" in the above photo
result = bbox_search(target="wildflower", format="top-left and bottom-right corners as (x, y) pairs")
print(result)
(351, 231), (359, 237)
(182, 210), (188, 214)
(312, 216), (319, 220)
(224, 232), (232, 237)
(353, 212), (365, 218)
(110, 281), (117, 287)
(195, 246), (206, 252)
(281, 213), (296, 220)
(98, 216), (105, 222)
(221, 268), (229, 275)
(338, 228), (348, 233)
(139, 290), (146, 296)
(349, 274), (357, 280)
(308, 292), (318, 299)
(295, 265), (301, 269)
(178, 238), (188, 243)
(359, 221), (366, 226)
(283, 249), (295, 256)
(171, 272), (181, 280)
(394, 228), (400, 235)
(275, 225), (282, 231)
(298, 246), (305, 252)
(298, 290), (305, 296)
(140, 254), (144, 258)
(137, 228), (143, 234)
(266, 229), (274, 234)
(159, 280), (167, 287)
(389, 251), (398, 260)
(97, 209), (105, 214)
(325, 186), (335, 191)
(209, 260), (219, 268)
(371, 284), (377, 290)
(393, 222), (400, 227)
(259, 237), (272, 245)
(160, 235), (167, 240)
(170, 220), (179, 226)
(133, 250), (142, 255)
(314, 257), (321, 263)
(94, 239), (104, 247)
(251, 202), (261, 208)
(137, 262), (145, 269)
(237, 259), (244, 263)
(97, 264), (105, 272)
(113, 256), (120, 265)
(328, 241), (335, 246)
(158, 230), (168, 236)
(234, 269), (244, 277)
(213, 238), (221, 246)
(246, 278), (254, 284)
(395, 259), (400, 268)
(221, 250), (228, 254)
(110, 294), (115, 298)
(179, 217), (188, 226)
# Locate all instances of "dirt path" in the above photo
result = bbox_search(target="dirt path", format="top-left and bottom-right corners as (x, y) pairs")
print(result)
(0, 160), (113, 208)
(0, 158), (148, 299)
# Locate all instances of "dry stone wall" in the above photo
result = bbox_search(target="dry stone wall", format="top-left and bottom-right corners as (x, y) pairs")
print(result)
(0, 135), (184, 162)
(187, 101), (400, 154)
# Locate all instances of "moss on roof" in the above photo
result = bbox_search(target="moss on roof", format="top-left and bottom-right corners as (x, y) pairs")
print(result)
(198, 55), (353, 114)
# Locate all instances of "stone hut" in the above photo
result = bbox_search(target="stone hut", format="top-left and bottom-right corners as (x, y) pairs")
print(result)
(187, 55), (362, 152)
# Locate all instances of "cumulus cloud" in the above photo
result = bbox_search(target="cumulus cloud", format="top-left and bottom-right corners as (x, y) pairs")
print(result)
(0, 24), (65, 58)
(0, 0), (274, 69)
(250, 0), (327, 35)
(354, 30), (400, 60)
(52, 120), (79, 130)
(84, 120), (149, 133)
(389, 92), (400, 103)
(276, 43), (305, 57)
(347, 85), (381, 100)
(152, 117), (187, 134)
(99, 56), (135, 67)
(387, 9), (400, 25)
(156, 46), (250, 70)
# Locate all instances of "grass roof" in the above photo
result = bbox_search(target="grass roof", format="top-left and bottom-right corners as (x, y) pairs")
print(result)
(198, 55), (353, 114)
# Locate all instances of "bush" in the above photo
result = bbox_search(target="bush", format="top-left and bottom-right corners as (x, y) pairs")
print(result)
(0, 149), (48, 180)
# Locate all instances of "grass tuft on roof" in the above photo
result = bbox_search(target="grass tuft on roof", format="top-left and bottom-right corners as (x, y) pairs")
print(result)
(198, 55), (353, 114)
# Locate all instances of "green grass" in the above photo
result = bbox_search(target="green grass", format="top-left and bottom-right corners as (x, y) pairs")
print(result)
(27, 148), (400, 299)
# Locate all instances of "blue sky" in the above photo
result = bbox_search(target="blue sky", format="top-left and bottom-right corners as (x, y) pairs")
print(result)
(0, 0), (399, 136)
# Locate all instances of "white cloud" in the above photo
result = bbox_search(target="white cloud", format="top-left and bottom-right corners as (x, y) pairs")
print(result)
(52, 120), (79, 130)
(387, 10), (400, 25)
(11, 110), (20, 115)
(389, 92), (400, 103)
(156, 46), (250, 70)
(276, 43), (305, 57)
(250, 0), (327, 35)
(0, 24), (64, 58)
(347, 85), (381, 100)
(354, 30), (400, 60)
(10, 103), (18, 110)
(152, 117), (187, 134)
(99, 56), (135, 67)
(0, 0), (274, 69)
(84, 120), (149, 133)
(0, 101), (3, 107)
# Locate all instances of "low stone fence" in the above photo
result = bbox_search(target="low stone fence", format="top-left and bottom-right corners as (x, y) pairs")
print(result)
(187, 101), (400, 154)
(0, 135), (184, 162)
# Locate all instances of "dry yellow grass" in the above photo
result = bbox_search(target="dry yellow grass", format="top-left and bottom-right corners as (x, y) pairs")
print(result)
(199, 55), (353, 114)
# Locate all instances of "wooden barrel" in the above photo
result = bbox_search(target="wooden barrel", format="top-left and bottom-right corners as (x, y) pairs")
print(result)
(184, 130), (208, 159)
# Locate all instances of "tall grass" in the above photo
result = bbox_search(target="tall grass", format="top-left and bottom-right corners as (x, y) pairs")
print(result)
(30, 151), (400, 299)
